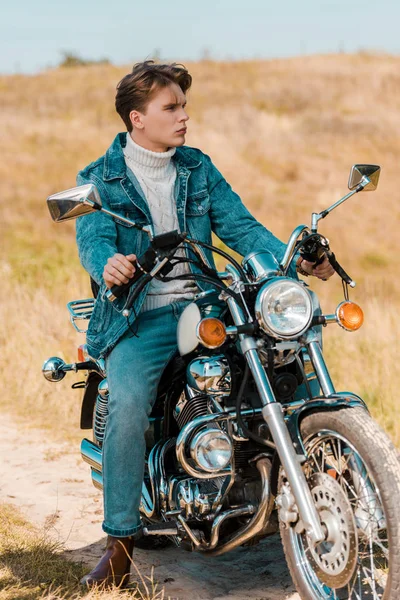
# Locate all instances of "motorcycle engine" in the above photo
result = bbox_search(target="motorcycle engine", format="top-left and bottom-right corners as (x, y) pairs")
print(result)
(173, 354), (231, 429)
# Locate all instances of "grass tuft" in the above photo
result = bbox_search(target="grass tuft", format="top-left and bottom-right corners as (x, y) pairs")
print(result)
(0, 504), (165, 600)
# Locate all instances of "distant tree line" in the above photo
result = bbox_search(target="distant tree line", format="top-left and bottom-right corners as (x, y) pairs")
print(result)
(58, 51), (111, 68)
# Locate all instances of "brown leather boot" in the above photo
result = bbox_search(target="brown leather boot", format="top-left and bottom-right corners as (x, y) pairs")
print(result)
(80, 535), (135, 589)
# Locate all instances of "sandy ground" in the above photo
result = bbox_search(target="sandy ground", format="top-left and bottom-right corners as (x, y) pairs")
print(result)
(0, 413), (300, 600)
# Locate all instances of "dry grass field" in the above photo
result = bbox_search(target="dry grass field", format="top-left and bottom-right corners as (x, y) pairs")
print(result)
(1, 52), (400, 600)
(2, 53), (400, 444)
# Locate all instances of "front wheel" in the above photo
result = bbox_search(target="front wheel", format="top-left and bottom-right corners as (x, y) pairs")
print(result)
(279, 407), (400, 600)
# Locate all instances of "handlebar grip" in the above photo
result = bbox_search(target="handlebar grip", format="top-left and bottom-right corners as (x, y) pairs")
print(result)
(123, 273), (153, 316)
(106, 248), (157, 302)
(107, 264), (143, 301)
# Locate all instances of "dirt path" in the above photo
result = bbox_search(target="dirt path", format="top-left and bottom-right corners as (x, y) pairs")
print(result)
(0, 413), (300, 600)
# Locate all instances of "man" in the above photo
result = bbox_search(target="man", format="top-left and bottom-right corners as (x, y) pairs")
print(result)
(76, 60), (334, 587)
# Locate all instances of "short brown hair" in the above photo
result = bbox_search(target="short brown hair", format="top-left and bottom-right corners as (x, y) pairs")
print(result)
(115, 60), (192, 132)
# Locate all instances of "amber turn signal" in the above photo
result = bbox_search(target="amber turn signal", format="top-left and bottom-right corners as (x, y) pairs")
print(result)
(197, 318), (227, 349)
(77, 344), (87, 362)
(336, 301), (364, 331)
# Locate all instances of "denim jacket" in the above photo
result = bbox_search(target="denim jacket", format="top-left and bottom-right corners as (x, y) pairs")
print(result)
(76, 133), (298, 358)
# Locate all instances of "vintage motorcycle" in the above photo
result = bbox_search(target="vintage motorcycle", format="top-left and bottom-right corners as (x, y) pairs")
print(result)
(42, 164), (400, 599)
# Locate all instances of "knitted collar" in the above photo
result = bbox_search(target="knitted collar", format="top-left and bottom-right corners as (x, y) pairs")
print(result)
(124, 133), (176, 179)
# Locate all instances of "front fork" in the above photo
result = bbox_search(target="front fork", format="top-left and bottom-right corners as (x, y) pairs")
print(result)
(227, 297), (326, 545)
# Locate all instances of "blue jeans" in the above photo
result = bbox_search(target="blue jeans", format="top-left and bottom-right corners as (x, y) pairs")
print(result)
(102, 301), (187, 538)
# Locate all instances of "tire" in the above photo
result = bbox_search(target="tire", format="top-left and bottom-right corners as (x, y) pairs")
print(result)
(279, 407), (400, 600)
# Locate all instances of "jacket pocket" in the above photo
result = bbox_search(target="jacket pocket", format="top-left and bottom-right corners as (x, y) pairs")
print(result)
(186, 189), (210, 216)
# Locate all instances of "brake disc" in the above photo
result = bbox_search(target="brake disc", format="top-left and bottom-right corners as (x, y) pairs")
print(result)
(306, 472), (358, 589)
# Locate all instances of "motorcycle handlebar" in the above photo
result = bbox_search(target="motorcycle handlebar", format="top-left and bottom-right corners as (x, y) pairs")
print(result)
(325, 250), (355, 287)
(106, 247), (157, 302)
(122, 273), (153, 316)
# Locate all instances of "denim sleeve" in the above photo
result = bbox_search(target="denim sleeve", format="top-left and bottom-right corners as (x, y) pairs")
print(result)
(75, 172), (118, 286)
(204, 154), (299, 279)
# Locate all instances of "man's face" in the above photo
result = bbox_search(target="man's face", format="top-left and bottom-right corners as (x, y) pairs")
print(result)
(130, 83), (189, 152)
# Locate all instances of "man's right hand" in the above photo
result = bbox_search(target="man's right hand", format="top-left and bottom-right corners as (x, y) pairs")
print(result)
(103, 253), (137, 289)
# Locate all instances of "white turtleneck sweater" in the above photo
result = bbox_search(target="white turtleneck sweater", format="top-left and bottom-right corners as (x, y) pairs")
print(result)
(123, 133), (197, 312)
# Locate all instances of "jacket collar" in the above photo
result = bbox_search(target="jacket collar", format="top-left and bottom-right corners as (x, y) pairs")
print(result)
(103, 133), (201, 181)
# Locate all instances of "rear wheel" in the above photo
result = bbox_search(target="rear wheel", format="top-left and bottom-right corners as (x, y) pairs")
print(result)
(279, 407), (400, 599)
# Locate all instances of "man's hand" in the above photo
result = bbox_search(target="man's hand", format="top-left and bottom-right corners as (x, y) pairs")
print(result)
(301, 256), (335, 280)
(103, 253), (137, 289)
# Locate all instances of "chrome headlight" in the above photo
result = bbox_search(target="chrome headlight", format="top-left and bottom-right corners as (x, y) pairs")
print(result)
(190, 428), (233, 472)
(255, 278), (313, 339)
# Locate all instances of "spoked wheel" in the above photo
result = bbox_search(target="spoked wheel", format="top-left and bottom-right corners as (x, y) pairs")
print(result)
(279, 408), (400, 600)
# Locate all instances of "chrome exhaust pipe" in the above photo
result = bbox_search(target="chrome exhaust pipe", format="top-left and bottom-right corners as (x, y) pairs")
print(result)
(91, 468), (103, 491)
(203, 456), (272, 556)
(80, 438), (155, 514)
(81, 438), (102, 470)
(81, 438), (104, 490)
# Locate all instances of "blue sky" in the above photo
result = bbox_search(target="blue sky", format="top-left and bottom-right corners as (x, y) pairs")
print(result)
(1, 0), (399, 74)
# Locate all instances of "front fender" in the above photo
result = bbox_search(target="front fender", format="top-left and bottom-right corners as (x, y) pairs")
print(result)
(285, 392), (369, 457)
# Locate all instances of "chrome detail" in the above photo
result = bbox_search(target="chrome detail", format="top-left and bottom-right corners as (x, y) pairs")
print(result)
(262, 340), (299, 368)
(91, 468), (103, 491)
(276, 481), (299, 525)
(255, 278), (313, 340)
(209, 396), (225, 414)
(300, 348), (318, 384)
(240, 337), (258, 353)
(168, 475), (226, 517)
(176, 408), (262, 479)
(47, 183), (153, 237)
(47, 183), (102, 222)
(306, 473), (358, 588)
(174, 387), (209, 429)
(189, 428), (233, 473)
(80, 437), (163, 519)
(93, 380), (109, 446)
(186, 356), (231, 395)
(225, 295), (247, 327)
(322, 314), (337, 324)
(67, 298), (94, 333)
(177, 514), (202, 547)
(143, 524), (179, 536)
(292, 428), (388, 597)
(205, 505), (256, 550)
(227, 293), (323, 543)
(244, 347), (276, 406)
(242, 250), (280, 283)
(348, 164), (380, 192)
(42, 356), (67, 382)
(97, 379), (108, 398)
(280, 225), (309, 274)
(81, 438), (102, 471)
(307, 340), (336, 396)
(95, 358), (106, 376)
(347, 453), (386, 535)
(205, 456), (272, 555)
(261, 402), (324, 545)
(311, 188), (359, 233)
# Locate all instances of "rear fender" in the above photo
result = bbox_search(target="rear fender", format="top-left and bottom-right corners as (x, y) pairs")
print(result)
(285, 392), (368, 457)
